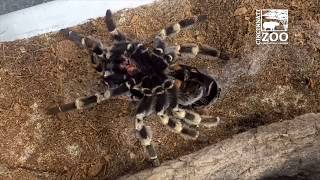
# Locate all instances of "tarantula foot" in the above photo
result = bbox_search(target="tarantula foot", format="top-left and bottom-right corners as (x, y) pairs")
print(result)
(46, 106), (60, 115)
(60, 28), (69, 36)
(47, 102), (77, 115)
(200, 116), (225, 128)
(151, 158), (161, 167)
(219, 51), (230, 61)
(196, 133), (210, 143)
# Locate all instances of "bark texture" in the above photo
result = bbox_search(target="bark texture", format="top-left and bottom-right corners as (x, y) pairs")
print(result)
(120, 113), (320, 180)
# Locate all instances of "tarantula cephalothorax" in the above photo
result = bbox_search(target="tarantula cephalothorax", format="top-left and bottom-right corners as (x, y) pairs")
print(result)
(48, 9), (229, 166)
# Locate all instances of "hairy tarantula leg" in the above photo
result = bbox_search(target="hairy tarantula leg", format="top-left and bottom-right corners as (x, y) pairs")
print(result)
(105, 9), (129, 42)
(155, 86), (199, 139)
(60, 29), (104, 55)
(135, 112), (160, 166)
(60, 29), (110, 73)
(153, 36), (167, 54)
(46, 92), (110, 114)
(200, 116), (224, 128)
(167, 43), (229, 60)
(133, 91), (160, 166)
(171, 107), (202, 126)
(103, 72), (127, 88)
(153, 15), (208, 56)
(156, 15), (207, 40)
(153, 14), (208, 56)
(47, 82), (131, 114)
(158, 113), (199, 140)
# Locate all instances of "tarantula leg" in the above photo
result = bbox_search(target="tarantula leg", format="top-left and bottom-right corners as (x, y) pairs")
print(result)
(105, 9), (129, 42)
(103, 72), (127, 88)
(157, 45), (180, 64)
(171, 107), (202, 126)
(158, 113), (199, 139)
(59, 29), (111, 74)
(153, 36), (167, 54)
(167, 43), (229, 60)
(60, 29), (104, 55)
(133, 91), (160, 166)
(47, 81), (132, 114)
(153, 15), (208, 58)
(47, 91), (110, 114)
(135, 113), (159, 166)
(156, 15), (207, 40)
(155, 86), (199, 139)
(200, 116), (224, 128)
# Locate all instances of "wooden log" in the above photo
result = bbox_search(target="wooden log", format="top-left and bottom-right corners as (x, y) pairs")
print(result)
(120, 113), (320, 179)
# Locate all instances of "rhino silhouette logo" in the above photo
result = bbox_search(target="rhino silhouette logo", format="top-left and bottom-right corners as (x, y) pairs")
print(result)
(263, 21), (280, 31)
(261, 9), (288, 31)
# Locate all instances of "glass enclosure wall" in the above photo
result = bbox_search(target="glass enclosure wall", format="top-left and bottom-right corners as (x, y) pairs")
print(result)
(0, 0), (54, 15)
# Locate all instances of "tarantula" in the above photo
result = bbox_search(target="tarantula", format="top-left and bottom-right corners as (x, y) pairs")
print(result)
(48, 9), (229, 166)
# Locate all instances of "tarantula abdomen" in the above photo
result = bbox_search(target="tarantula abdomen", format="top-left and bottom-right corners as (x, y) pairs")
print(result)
(177, 79), (204, 106)
(192, 74), (220, 107)
(169, 64), (220, 108)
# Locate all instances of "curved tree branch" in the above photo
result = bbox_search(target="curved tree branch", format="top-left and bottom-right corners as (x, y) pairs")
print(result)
(120, 113), (320, 180)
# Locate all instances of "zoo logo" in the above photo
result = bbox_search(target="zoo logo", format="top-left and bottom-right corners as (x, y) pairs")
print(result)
(256, 9), (288, 45)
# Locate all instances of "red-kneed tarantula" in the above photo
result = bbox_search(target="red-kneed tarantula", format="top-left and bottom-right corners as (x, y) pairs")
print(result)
(48, 9), (229, 166)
